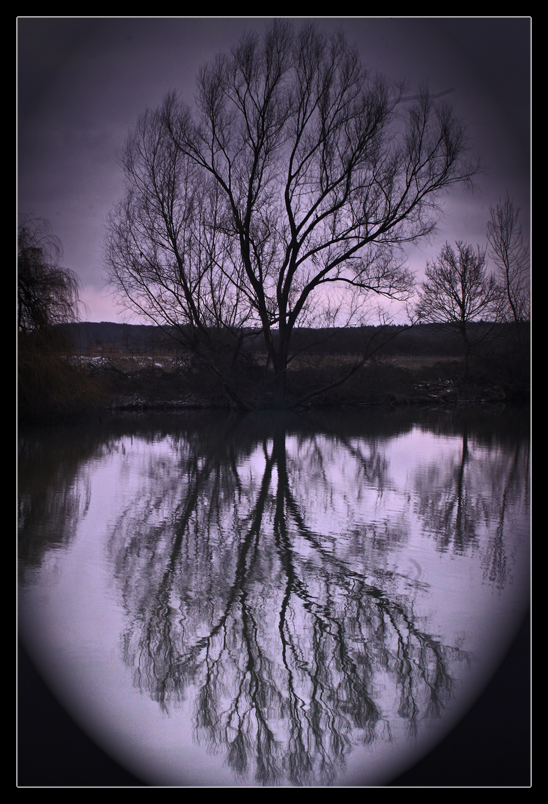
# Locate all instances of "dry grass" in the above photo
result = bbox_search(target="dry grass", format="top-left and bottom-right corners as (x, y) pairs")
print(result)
(31, 346), (526, 417)
(68, 349), (464, 374)
(69, 352), (190, 374)
(378, 355), (464, 370)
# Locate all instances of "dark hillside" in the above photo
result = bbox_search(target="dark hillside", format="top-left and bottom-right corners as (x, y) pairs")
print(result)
(57, 321), (525, 360)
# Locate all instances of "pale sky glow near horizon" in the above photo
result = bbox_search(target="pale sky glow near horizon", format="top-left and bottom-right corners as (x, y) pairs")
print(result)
(17, 16), (531, 325)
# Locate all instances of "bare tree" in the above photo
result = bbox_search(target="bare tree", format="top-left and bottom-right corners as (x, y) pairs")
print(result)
(415, 241), (501, 378)
(18, 215), (82, 336)
(107, 20), (480, 406)
(487, 193), (530, 326)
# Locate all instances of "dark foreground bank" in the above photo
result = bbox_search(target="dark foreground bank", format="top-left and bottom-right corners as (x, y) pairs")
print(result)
(18, 343), (530, 425)
(19, 318), (531, 424)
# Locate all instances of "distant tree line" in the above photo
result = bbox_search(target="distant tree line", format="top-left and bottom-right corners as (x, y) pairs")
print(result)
(57, 319), (522, 361)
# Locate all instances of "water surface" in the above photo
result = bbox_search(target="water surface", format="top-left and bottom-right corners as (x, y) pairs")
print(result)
(18, 407), (530, 786)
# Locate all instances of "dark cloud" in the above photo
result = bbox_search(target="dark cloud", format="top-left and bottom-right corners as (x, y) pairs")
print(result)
(17, 16), (531, 322)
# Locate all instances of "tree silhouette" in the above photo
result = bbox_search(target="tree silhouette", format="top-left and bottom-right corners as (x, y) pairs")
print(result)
(105, 20), (479, 407)
(415, 241), (501, 378)
(18, 215), (82, 336)
(487, 193), (530, 328)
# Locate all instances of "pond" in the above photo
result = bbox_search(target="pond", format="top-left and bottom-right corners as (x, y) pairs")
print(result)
(18, 406), (530, 787)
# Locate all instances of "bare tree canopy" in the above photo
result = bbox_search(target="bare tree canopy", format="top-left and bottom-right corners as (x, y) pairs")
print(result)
(487, 193), (530, 325)
(105, 20), (480, 406)
(18, 215), (82, 335)
(415, 241), (501, 377)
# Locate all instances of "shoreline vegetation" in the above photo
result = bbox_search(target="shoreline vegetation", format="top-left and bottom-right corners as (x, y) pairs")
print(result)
(18, 322), (530, 425)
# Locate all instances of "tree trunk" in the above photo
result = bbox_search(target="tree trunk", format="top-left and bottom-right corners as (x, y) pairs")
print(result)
(462, 332), (471, 381)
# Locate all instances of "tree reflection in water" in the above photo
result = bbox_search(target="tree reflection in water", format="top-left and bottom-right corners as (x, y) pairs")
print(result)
(412, 423), (530, 590)
(106, 412), (474, 786)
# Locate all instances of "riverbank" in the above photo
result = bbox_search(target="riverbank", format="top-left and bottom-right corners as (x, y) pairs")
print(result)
(93, 353), (528, 413)
(18, 348), (530, 425)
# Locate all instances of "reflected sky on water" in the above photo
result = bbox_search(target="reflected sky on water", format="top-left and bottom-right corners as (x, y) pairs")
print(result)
(18, 407), (530, 786)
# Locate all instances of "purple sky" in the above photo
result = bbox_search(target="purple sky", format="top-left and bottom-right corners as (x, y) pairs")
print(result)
(17, 17), (531, 324)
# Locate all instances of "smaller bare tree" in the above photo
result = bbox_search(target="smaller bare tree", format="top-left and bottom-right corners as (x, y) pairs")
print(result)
(487, 193), (530, 327)
(415, 241), (501, 378)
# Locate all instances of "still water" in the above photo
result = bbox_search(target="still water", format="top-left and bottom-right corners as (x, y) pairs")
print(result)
(18, 407), (530, 786)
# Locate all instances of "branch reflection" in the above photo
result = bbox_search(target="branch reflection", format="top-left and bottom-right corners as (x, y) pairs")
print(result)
(412, 423), (530, 589)
(107, 412), (473, 785)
